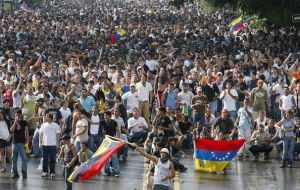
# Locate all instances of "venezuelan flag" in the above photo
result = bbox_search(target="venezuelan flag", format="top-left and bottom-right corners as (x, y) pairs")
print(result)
(229, 16), (244, 31)
(68, 136), (126, 182)
(116, 28), (126, 37)
(194, 138), (245, 172)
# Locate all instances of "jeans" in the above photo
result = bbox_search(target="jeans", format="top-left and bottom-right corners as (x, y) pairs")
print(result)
(193, 114), (205, 126)
(209, 100), (218, 116)
(42, 146), (57, 173)
(237, 128), (251, 155)
(152, 184), (169, 190)
(117, 145), (129, 161)
(32, 128), (40, 157)
(129, 131), (148, 143)
(64, 165), (74, 190)
(282, 136), (295, 165)
(249, 144), (273, 157)
(89, 134), (102, 152)
(182, 133), (193, 149)
(12, 143), (27, 176)
(104, 152), (120, 175)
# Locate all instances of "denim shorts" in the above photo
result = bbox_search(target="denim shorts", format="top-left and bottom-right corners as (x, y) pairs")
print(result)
(0, 139), (8, 148)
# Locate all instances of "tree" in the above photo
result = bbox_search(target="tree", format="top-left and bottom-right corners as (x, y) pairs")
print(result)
(169, 0), (300, 27)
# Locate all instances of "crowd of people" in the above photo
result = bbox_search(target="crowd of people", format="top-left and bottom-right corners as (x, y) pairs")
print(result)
(0, 0), (300, 189)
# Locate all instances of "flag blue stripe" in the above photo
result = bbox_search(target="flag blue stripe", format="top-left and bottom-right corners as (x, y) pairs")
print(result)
(195, 148), (238, 161)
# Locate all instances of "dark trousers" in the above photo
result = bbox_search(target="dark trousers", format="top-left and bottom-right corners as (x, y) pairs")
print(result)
(249, 144), (273, 157)
(64, 165), (74, 190)
(130, 131), (148, 143)
(42, 146), (57, 173)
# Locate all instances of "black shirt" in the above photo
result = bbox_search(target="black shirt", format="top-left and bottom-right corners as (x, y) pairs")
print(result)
(213, 117), (234, 135)
(178, 121), (193, 135)
(45, 108), (62, 124)
(158, 116), (173, 137)
(101, 119), (118, 137)
(235, 81), (247, 101)
(13, 120), (28, 144)
(202, 83), (220, 102)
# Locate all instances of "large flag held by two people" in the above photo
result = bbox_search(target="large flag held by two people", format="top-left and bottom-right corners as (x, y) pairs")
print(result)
(194, 138), (245, 172)
(68, 136), (126, 183)
(229, 16), (244, 31)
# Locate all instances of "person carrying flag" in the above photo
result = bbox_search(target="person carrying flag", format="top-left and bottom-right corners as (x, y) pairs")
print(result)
(134, 145), (175, 190)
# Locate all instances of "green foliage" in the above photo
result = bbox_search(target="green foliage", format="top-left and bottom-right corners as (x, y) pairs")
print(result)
(169, 0), (300, 27)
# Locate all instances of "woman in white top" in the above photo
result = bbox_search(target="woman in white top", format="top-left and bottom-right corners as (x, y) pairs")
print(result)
(73, 111), (89, 152)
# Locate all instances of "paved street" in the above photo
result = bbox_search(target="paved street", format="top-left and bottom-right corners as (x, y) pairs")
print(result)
(1, 150), (300, 190)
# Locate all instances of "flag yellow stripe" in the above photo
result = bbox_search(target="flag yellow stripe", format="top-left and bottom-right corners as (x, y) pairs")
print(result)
(231, 16), (242, 26)
(194, 158), (230, 172)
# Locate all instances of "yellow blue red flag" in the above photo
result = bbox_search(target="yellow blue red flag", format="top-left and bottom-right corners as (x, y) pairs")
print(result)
(194, 138), (245, 172)
(229, 16), (244, 31)
(68, 136), (126, 182)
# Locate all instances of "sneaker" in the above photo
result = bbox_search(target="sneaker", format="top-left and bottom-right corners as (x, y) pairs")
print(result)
(264, 156), (269, 160)
(50, 173), (55, 178)
(280, 164), (286, 168)
(103, 173), (110, 177)
(11, 174), (19, 179)
(0, 168), (7, 173)
(288, 165), (293, 168)
(253, 156), (259, 162)
(41, 172), (48, 177)
(23, 176), (27, 179)
(114, 174), (119, 177)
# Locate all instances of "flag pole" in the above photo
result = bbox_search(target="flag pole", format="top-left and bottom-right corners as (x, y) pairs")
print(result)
(105, 135), (136, 147)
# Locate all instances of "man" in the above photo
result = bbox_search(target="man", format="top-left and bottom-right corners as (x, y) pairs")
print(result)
(73, 110), (89, 152)
(250, 80), (269, 120)
(135, 146), (175, 190)
(101, 111), (121, 177)
(10, 109), (29, 178)
(176, 116), (193, 149)
(78, 88), (96, 113)
(279, 85), (296, 117)
(177, 82), (193, 116)
(212, 109), (235, 140)
(202, 76), (219, 115)
(235, 99), (253, 158)
(249, 124), (273, 161)
(88, 106), (103, 152)
(136, 73), (153, 124)
(39, 113), (60, 178)
(220, 82), (238, 120)
(127, 108), (148, 144)
(122, 83), (139, 118)
(191, 87), (208, 126)
(57, 134), (78, 190)
(161, 83), (178, 111)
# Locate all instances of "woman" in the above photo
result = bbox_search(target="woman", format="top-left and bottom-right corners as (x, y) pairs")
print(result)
(154, 67), (169, 107)
(0, 111), (10, 172)
(275, 111), (295, 168)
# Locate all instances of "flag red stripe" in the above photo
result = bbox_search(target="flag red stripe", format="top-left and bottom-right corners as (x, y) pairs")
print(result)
(195, 138), (245, 151)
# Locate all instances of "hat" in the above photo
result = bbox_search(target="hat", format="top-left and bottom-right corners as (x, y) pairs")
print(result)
(160, 148), (169, 155)
(217, 72), (223, 76)
(130, 83), (136, 87)
(91, 69), (97, 73)
(196, 87), (202, 92)
(257, 80), (264, 84)
(61, 134), (71, 140)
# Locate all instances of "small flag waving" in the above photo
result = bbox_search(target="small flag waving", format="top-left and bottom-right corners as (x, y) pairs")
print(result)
(194, 138), (245, 172)
(20, 2), (34, 13)
(68, 136), (125, 182)
(229, 16), (244, 31)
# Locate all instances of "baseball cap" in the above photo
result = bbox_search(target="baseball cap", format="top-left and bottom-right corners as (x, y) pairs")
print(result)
(160, 148), (169, 155)
(257, 80), (264, 84)
(217, 72), (223, 76)
(130, 83), (136, 87)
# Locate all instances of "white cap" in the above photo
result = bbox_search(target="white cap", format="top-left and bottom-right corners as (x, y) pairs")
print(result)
(160, 148), (169, 155)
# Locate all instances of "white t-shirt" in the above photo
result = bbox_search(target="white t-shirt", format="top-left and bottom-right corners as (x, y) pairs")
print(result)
(145, 60), (158, 71)
(75, 118), (89, 142)
(0, 121), (9, 140)
(90, 115), (100, 135)
(272, 84), (284, 102)
(220, 89), (238, 111)
(60, 107), (71, 124)
(136, 82), (153, 101)
(280, 94), (295, 111)
(122, 91), (139, 113)
(128, 117), (148, 135)
(177, 91), (194, 106)
(40, 122), (60, 146)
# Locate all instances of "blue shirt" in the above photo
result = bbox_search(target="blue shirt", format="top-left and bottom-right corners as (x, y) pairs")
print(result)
(165, 91), (177, 110)
(79, 96), (96, 112)
(237, 107), (252, 129)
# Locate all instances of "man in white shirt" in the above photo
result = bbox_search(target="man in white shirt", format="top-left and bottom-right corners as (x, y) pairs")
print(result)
(279, 85), (296, 118)
(136, 73), (153, 124)
(177, 83), (194, 116)
(122, 83), (139, 118)
(39, 113), (60, 178)
(127, 108), (148, 144)
(89, 106), (103, 152)
(220, 82), (238, 120)
(73, 111), (89, 152)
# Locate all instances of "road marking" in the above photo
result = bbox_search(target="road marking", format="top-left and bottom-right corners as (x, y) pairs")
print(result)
(143, 157), (150, 190)
(174, 171), (180, 190)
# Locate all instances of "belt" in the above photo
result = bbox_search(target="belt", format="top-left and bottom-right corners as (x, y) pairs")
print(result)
(142, 100), (149, 102)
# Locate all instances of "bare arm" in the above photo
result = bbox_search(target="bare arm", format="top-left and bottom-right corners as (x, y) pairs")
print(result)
(135, 146), (158, 164)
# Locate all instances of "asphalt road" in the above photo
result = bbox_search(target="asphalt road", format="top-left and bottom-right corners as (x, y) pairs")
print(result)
(1, 150), (300, 190)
